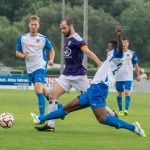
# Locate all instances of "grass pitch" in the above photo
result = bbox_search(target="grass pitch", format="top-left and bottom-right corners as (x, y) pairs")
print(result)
(0, 89), (149, 150)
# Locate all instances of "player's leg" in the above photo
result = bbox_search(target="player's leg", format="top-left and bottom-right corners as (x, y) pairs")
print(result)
(35, 75), (70, 131)
(31, 96), (87, 124)
(89, 84), (146, 137)
(92, 107), (146, 137)
(123, 81), (132, 115)
(43, 83), (49, 101)
(32, 70), (47, 117)
(116, 81), (124, 115)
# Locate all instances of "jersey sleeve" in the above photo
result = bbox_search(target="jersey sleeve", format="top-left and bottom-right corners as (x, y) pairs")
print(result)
(16, 36), (23, 53)
(45, 37), (53, 50)
(132, 52), (138, 64)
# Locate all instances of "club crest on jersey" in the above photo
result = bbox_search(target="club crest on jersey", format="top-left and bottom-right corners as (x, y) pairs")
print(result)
(64, 47), (72, 57)
(68, 41), (71, 46)
(127, 54), (130, 57)
(36, 39), (40, 43)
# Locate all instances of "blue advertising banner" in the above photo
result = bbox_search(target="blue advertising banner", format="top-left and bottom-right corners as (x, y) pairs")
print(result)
(0, 76), (31, 86)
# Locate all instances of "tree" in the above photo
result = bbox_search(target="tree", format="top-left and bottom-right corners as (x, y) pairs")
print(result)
(120, 0), (150, 66)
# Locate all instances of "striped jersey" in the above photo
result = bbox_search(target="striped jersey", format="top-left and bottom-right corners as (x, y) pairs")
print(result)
(92, 47), (124, 87)
(16, 33), (53, 74)
(115, 50), (138, 81)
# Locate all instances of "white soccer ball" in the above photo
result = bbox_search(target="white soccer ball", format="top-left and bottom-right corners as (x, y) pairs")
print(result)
(0, 112), (14, 128)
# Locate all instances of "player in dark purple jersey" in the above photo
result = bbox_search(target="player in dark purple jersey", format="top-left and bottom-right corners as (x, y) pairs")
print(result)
(35, 16), (117, 131)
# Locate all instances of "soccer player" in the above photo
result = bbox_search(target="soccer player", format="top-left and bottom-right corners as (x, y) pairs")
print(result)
(115, 37), (141, 116)
(31, 26), (146, 137)
(35, 16), (117, 131)
(16, 15), (55, 117)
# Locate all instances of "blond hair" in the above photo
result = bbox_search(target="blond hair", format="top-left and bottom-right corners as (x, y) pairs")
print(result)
(29, 15), (40, 23)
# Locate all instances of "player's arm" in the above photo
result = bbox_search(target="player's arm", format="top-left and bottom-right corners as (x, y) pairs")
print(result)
(48, 48), (55, 66)
(134, 63), (141, 81)
(81, 46), (102, 68)
(16, 50), (29, 59)
(116, 26), (123, 52)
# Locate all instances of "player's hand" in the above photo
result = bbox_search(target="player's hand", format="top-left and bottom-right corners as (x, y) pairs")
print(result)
(115, 26), (122, 35)
(98, 61), (103, 68)
(23, 52), (29, 58)
(136, 75), (141, 81)
(48, 60), (54, 66)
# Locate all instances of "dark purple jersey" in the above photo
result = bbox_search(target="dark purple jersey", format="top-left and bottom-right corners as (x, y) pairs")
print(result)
(63, 33), (87, 76)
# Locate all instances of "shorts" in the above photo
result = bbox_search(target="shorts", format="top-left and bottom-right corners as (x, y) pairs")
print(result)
(55, 74), (89, 93)
(116, 81), (132, 92)
(28, 69), (46, 84)
(78, 83), (108, 109)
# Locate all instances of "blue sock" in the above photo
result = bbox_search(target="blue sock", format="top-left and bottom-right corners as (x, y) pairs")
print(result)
(125, 96), (130, 111)
(39, 108), (67, 122)
(58, 102), (63, 109)
(117, 96), (122, 111)
(105, 116), (135, 132)
(37, 93), (45, 116)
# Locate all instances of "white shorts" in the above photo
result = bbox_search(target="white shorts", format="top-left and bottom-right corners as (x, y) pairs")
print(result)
(55, 74), (89, 93)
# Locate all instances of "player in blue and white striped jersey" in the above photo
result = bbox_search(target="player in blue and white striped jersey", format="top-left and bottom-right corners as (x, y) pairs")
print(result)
(16, 15), (55, 117)
(115, 37), (141, 116)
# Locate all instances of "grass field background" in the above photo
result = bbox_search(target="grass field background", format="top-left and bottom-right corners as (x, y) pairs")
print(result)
(0, 89), (149, 150)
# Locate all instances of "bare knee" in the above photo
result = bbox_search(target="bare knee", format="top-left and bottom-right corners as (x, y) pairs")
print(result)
(124, 90), (130, 96)
(118, 92), (122, 97)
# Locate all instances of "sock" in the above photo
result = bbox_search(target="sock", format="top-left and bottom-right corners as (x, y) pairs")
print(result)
(58, 102), (63, 109)
(106, 106), (115, 116)
(105, 116), (135, 132)
(36, 93), (45, 116)
(47, 100), (58, 128)
(117, 96), (122, 111)
(125, 96), (130, 111)
(39, 108), (67, 122)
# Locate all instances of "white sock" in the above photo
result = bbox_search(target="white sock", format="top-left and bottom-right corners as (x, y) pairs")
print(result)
(47, 100), (58, 128)
(106, 106), (115, 116)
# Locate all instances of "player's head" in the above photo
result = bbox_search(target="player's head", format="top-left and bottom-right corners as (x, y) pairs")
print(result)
(60, 16), (75, 37)
(122, 37), (129, 51)
(106, 40), (117, 52)
(28, 15), (40, 35)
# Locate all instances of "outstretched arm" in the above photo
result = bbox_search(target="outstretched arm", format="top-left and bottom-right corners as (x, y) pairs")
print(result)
(81, 46), (103, 68)
(116, 26), (123, 52)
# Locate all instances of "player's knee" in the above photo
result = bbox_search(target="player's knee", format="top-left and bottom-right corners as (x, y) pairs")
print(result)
(49, 93), (57, 100)
(125, 91), (130, 96)
(118, 92), (122, 97)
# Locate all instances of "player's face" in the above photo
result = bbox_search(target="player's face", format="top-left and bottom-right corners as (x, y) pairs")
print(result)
(60, 20), (71, 37)
(28, 20), (40, 34)
(122, 40), (129, 51)
(106, 43), (113, 52)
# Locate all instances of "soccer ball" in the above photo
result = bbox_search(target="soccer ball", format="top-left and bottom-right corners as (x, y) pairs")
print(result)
(0, 112), (14, 128)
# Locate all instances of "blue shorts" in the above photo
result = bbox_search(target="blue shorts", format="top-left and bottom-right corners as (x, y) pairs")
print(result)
(116, 81), (132, 92)
(78, 83), (108, 109)
(28, 69), (46, 84)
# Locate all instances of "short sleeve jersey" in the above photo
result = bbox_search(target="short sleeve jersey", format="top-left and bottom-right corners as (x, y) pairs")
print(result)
(63, 33), (87, 76)
(92, 47), (124, 87)
(16, 33), (53, 74)
(115, 50), (138, 81)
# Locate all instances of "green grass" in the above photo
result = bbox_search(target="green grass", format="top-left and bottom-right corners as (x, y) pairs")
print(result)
(0, 90), (149, 150)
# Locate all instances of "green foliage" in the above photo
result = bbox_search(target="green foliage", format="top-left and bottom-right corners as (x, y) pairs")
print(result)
(120, 0), (150, 65)
(0, 0), (149, 67)
(47, 68), (60, 75)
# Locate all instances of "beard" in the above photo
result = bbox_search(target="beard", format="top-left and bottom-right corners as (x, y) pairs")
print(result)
(63, 27), (71, 37)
